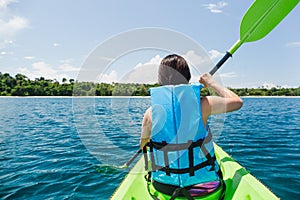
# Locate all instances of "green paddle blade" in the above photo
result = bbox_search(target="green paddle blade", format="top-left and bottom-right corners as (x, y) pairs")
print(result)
(229, 0), (299, 54)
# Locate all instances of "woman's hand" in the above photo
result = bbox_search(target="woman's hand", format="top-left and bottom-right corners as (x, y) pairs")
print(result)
(199, 73), (216, 88)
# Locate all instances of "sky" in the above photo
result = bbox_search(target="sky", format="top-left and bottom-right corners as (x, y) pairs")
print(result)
(0, 0), (299, 88)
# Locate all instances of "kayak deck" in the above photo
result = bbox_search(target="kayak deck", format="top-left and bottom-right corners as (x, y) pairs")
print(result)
(111, 143), (279, 200)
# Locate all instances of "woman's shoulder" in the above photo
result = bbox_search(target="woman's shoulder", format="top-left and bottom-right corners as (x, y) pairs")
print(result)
(143, 107), (152, 123)
(145, 107), (152, 118)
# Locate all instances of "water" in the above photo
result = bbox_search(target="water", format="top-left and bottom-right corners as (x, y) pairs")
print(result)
(0, 97), (299, 199)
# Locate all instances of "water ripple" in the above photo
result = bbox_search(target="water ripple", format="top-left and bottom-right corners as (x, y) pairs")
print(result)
(0, 97), (299, 199)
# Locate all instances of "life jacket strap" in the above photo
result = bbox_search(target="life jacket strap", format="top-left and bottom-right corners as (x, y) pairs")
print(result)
(143, 131), (215, 176)
(188, 140), (195, 176)
(170, 188), (194, 200)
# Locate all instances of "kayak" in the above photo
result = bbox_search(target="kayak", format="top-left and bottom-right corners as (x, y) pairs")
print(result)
(111, 143), (279, 200)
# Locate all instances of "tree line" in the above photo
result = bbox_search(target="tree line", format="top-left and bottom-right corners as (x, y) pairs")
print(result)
(0, 72), (158, 96)
(1, 72), (299, 96)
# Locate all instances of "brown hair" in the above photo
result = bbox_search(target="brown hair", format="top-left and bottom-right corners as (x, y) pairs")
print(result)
(158, 54), (191, 85)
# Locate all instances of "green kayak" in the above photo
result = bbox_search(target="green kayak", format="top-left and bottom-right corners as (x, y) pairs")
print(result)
(111, 143), (279, 200)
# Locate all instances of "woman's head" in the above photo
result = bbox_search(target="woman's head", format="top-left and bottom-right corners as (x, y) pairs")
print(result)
(158, 54), (191, 86)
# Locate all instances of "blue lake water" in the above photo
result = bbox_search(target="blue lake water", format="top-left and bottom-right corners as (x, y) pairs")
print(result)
(0, 97), (299, 199)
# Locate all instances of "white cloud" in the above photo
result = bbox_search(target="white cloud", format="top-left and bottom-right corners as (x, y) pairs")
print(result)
(0, 0), (29, 38)
(98, 70), (118, 83)
(53, 43), (61, 47)
(58, 62), (80, 72)
(121, 55), (162, 84)
(182, 50), (216, 78)
(0, 0), (15, 11)
(286, 41), (300, 47)
(31, 61), (57, 76)
(23, 56), (35, 60)
(0, 50), (13, 55)
(135, 55), (162, 69)
(16, 61), (78, 82)
(0, 39), (14, 49)
(219, 72), (237, 78)
(122, 65), (158, 84)
(208, 49), (224, 61)
(203, 1), (228, 13)
(16, 66), (29, 74)
(182, 50), (208, 66)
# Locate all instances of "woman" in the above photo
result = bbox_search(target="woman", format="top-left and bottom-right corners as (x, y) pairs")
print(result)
(140, 54), (243, 199)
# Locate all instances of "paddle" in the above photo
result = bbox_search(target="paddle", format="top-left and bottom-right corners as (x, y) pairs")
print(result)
(123, 149), (143, 168)
(96, 149), (142, 170)
(209, 0), (299, 75)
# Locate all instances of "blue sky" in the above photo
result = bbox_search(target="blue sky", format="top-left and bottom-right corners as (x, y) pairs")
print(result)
(0, 0), (299, 88)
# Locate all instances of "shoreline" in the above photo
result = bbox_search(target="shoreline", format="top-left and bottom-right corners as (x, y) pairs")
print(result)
(0, 96), (300, 98)
(240, 96), (300, 98)
(0, 96), (151, 98)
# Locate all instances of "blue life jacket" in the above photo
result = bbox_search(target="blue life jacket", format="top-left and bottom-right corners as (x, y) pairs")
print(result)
(148, 84), (220, 187)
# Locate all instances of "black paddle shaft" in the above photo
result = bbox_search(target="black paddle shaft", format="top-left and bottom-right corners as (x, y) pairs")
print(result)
(125, 149), (142, 167)
(209, 52), (232, 75)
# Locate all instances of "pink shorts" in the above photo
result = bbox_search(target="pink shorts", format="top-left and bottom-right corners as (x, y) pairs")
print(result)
(188, 181), (221, 196)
